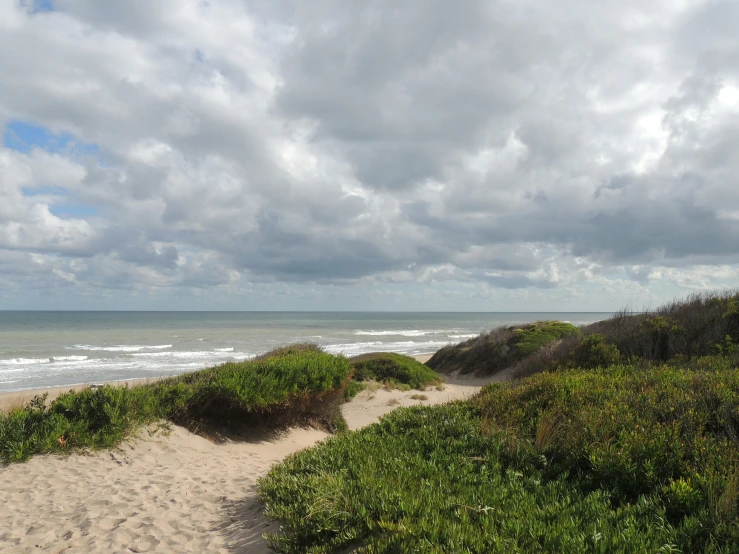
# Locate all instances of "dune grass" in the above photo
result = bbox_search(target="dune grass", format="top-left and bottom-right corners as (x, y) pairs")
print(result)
(427, 320), (580, 376)
(349, 352), (443, 390)
(430, 291), (739, 380)
(259, 358), (739, 553)
(0, 346), (351, 463)
(260, 294), (739, 553)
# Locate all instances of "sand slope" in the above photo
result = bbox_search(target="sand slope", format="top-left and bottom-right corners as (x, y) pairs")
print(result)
(0, 368), (505, 553)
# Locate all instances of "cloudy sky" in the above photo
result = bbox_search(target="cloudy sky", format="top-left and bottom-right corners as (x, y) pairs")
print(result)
(1, 0), (738, 311)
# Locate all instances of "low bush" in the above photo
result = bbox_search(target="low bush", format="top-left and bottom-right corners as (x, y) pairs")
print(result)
(479, 360), (739, 550)
(260, 403), (681, 553)
(344, 380), (365, 401)
(563, 333), (622, 370)
(427, 321), (580, 376)
(0, 347), (352, 463)
(349, 352), (442, 390)
(433, 291), (739, 380)
(586, 291), (739, 362)
(260, 358), (739, 552)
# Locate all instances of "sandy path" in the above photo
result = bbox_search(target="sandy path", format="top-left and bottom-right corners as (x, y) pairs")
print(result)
(0, 358), (507, 553)
(0, 423), (330, 553)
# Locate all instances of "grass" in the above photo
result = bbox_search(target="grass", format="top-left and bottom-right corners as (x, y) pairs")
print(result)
(0, 345), (351, 463)
(259, 293), (739, 553)
(349, 352), (443, 390)
(259, 359), (739, 553)
(430, 291), (739, 380)
(427, 320), (580, 376)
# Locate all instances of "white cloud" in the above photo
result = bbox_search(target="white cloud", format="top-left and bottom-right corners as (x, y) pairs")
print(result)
(0, 0), (737, 309)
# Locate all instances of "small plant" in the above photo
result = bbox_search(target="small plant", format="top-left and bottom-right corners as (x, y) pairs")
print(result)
(567, 334), (621, 369)
(350, 352), (442, 390)
(344, 380), (365, 401)
(410, 394), (428, 401)
(512, 321), (581, 356)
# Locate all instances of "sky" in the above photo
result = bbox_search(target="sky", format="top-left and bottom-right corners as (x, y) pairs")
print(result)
(0, 0), (738, 311)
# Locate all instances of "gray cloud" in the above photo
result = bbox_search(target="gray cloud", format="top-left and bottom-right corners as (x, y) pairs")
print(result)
(1, 0), (738, 309)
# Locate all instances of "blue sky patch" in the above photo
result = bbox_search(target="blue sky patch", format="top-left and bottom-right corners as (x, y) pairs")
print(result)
(3, 120), (98, 157)
(24, 0), (55, 13)
(21, 185), (68, 197)
(20, 186), (98, 219)
(49, 204), (98, 218)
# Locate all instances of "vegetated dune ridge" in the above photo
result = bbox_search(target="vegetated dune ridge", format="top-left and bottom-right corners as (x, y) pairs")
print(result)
(0, 352), (495, 553)
(428, 290), (739, 380)
(260, 291), (739, 553)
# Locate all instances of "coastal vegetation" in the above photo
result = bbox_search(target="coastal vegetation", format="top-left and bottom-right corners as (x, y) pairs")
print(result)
(0, 346), (353, 463)
(260, 291), (739, 553)
(427, 320), (580, 376)
(349, 352), (443, 390)
(4, 291), (739, 551)
(0, 346), (443, 464)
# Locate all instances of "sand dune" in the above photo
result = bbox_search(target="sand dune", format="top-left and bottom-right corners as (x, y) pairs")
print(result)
(0, 359), (504, 553)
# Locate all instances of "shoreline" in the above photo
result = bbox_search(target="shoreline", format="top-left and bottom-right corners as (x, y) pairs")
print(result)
(0, 353), (437, 414)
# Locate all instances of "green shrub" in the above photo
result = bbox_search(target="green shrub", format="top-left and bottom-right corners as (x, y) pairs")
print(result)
(0, 347), (352, 463)
(479, 361), (739, 548)
(350, 352), (442, 390)
(344, 380), (365, 401)
(586, 291), (739, 362)
(512, 321), (581, 356)
(260, 403), (680, 553)
(261, 359), (739, 552)
(452, 290), (739, 379)
(427, 321), (579, 376)
(566, 334), (621, 369)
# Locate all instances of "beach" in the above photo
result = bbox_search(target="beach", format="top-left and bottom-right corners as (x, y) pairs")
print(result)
(0, 354), (504, 553)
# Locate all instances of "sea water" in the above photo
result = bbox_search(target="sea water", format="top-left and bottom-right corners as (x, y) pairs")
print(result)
(0, 311), (610, 393)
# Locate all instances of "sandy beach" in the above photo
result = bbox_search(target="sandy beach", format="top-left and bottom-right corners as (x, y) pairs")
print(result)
(0, 354), (507, 553)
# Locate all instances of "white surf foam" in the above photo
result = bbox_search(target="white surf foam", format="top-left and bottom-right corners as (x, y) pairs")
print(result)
(0, 357), (51, 366)
(324, 340), (448, 356)
(72, 344), (173, 352)
(353, 330), (443, 337)
(131, 350), (227, 359)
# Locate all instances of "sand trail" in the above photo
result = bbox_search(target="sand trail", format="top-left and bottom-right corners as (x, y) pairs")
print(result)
(0, 367), (503, 553)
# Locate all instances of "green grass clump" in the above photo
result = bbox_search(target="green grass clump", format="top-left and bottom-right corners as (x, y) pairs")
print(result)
(350, 352), (442, 390)
(479, 360), (739, 550)
(428, 321), (580, 376)
(344, 380), (365, 401)
(586, 291), (739, 362)
(260, 403), (680, 553)
(159, 349), (351, 420)
(511, 321), (581, 356)
(259, 358), (739, 552)
(0, 386), (161, 464)
(0, 347), (352, 463)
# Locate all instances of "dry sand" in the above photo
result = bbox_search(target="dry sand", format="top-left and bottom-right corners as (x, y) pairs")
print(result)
(0, 354), (508, 553)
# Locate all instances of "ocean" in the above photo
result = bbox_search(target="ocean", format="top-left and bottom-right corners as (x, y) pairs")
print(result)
(0, 311), (611, 393)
